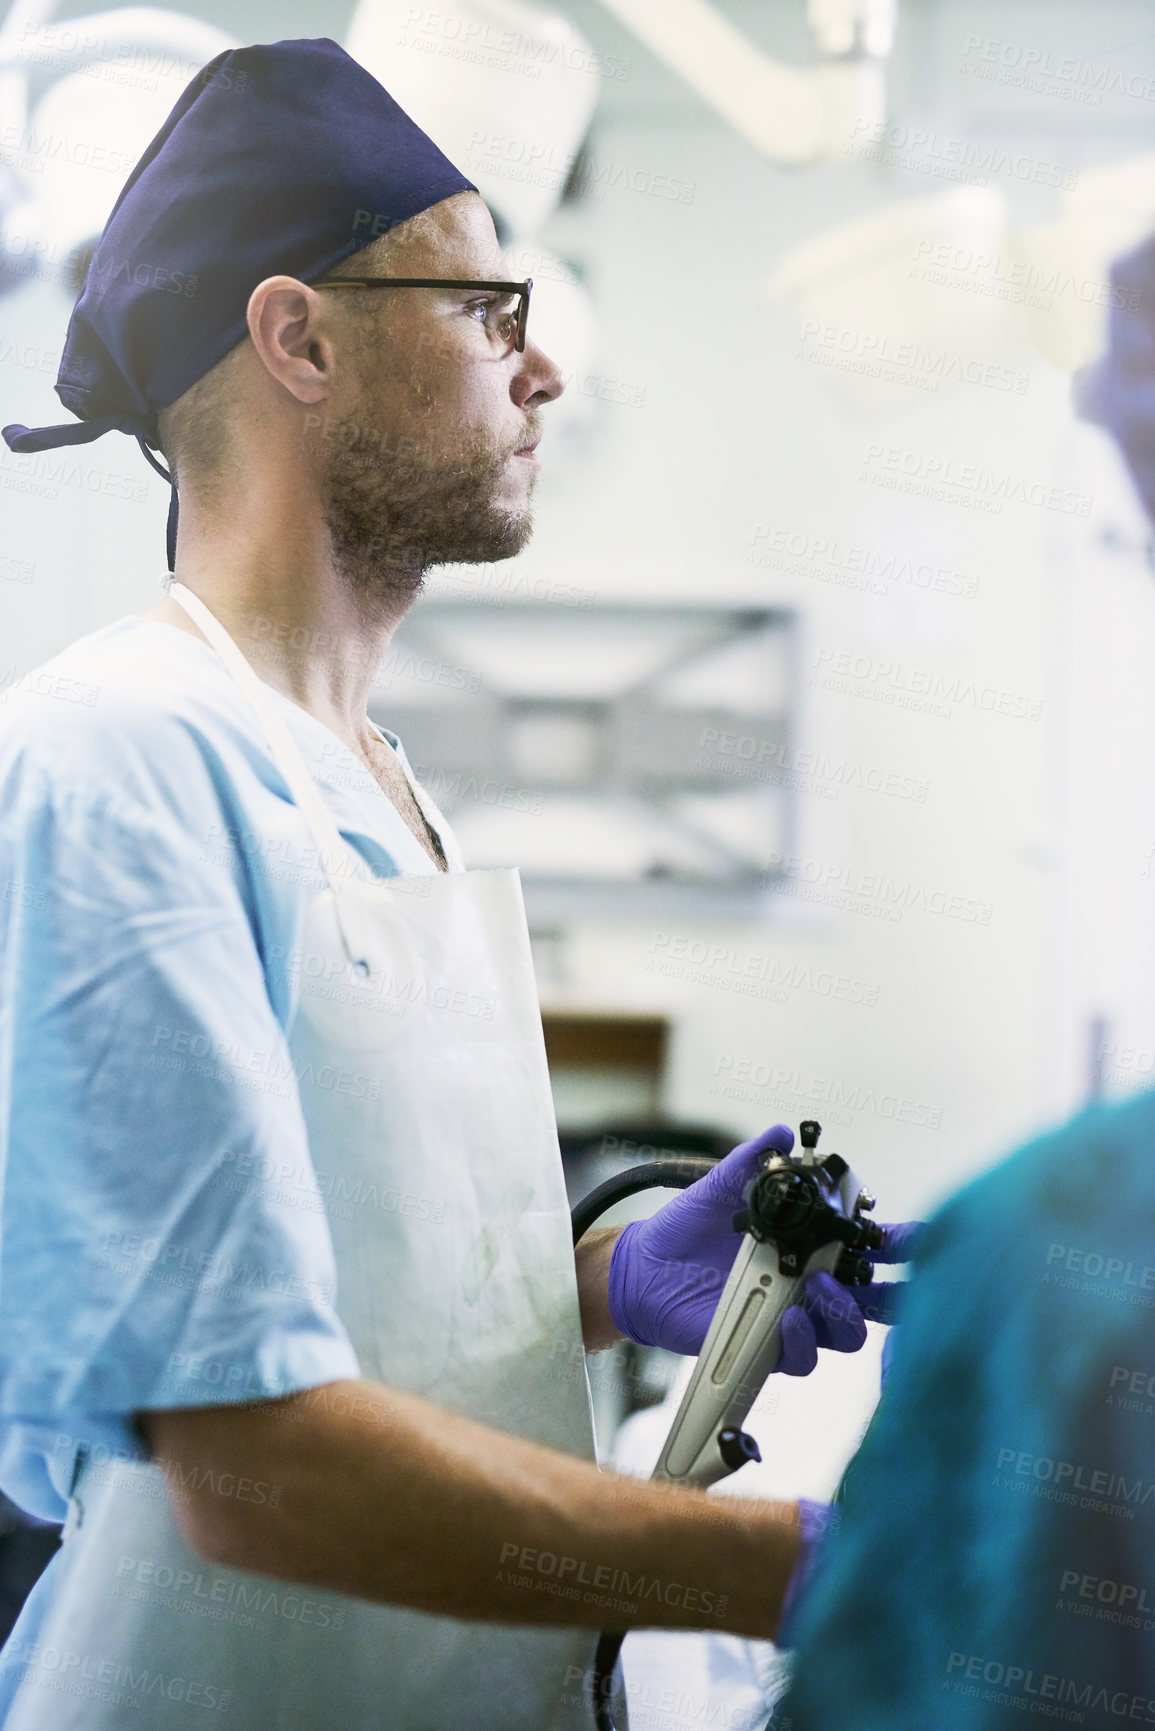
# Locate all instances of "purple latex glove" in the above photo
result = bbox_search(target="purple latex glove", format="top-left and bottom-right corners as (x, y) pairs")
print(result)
(607, 1124), (923, 1373)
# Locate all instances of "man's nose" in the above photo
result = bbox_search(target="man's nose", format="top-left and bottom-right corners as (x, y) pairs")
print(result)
(513, 338), (565, 407)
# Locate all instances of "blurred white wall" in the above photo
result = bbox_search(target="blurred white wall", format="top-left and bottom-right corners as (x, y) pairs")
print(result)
(459, 0), (1155, 1224)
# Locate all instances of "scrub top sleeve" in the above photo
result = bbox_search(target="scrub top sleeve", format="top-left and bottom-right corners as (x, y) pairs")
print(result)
(0, 743), (361, 1459)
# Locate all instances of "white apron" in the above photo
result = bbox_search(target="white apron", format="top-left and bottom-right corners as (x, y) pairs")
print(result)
(3, 587), (614, 1731)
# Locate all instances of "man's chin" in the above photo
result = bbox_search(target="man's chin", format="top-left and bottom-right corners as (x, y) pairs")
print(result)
(448, 506), (534, 567)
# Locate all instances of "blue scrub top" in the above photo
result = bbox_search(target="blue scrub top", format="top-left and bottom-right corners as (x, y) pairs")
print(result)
(776, 1089), (1155, 1729)
(0, 615), (453, 1524)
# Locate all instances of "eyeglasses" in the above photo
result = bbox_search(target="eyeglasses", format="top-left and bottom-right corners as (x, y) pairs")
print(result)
(311, 276), (533, 354)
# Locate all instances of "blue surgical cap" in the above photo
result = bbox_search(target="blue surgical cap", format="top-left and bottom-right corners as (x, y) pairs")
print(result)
(2, 36), (477, 564)
(1075, 232), (1155, 527)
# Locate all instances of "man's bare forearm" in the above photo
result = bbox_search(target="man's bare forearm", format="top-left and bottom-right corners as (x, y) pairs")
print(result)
(139, 1379), (798, 1638)
(575, 1226), (623, 1351)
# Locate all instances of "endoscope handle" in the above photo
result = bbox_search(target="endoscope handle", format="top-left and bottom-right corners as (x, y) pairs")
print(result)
(650, 1231), (841, 1488)
(650, 1141), (879, 1490)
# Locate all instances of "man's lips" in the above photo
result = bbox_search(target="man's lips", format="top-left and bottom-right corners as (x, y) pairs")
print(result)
(514, 436), (541, 457)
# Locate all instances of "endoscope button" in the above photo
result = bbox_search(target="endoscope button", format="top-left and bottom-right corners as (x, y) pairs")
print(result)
(718, 1428), (762, 1470)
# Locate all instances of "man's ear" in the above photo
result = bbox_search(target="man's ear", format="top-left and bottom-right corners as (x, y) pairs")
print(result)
(246, 276), (336, 408)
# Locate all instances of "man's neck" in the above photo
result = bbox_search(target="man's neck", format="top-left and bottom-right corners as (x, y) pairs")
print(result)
(140, 529), (421, 754)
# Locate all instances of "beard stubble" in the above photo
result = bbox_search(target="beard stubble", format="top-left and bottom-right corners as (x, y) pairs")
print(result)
(317, 384), (538, 611)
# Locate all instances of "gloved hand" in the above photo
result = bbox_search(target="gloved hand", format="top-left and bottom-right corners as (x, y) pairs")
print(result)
(607, 1123), (923, 1372)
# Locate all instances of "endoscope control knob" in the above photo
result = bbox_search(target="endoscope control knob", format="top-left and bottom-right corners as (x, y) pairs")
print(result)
(834, 1249), (874, 1286)
(717, 1428), (762, 1472)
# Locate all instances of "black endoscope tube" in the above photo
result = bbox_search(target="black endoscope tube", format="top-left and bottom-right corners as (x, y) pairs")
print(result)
(570, 1157), (717, 1248)
(571, 1156), (718, 1731)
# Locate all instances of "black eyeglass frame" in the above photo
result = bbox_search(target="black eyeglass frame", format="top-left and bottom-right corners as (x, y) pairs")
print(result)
(311, 276), (533, 353)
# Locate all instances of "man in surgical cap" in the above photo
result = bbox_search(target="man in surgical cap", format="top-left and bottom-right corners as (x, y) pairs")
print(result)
(0, 36), (897, 1731)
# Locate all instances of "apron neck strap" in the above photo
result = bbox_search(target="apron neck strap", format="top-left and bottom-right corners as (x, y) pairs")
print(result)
(167, 583), (369, 948)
